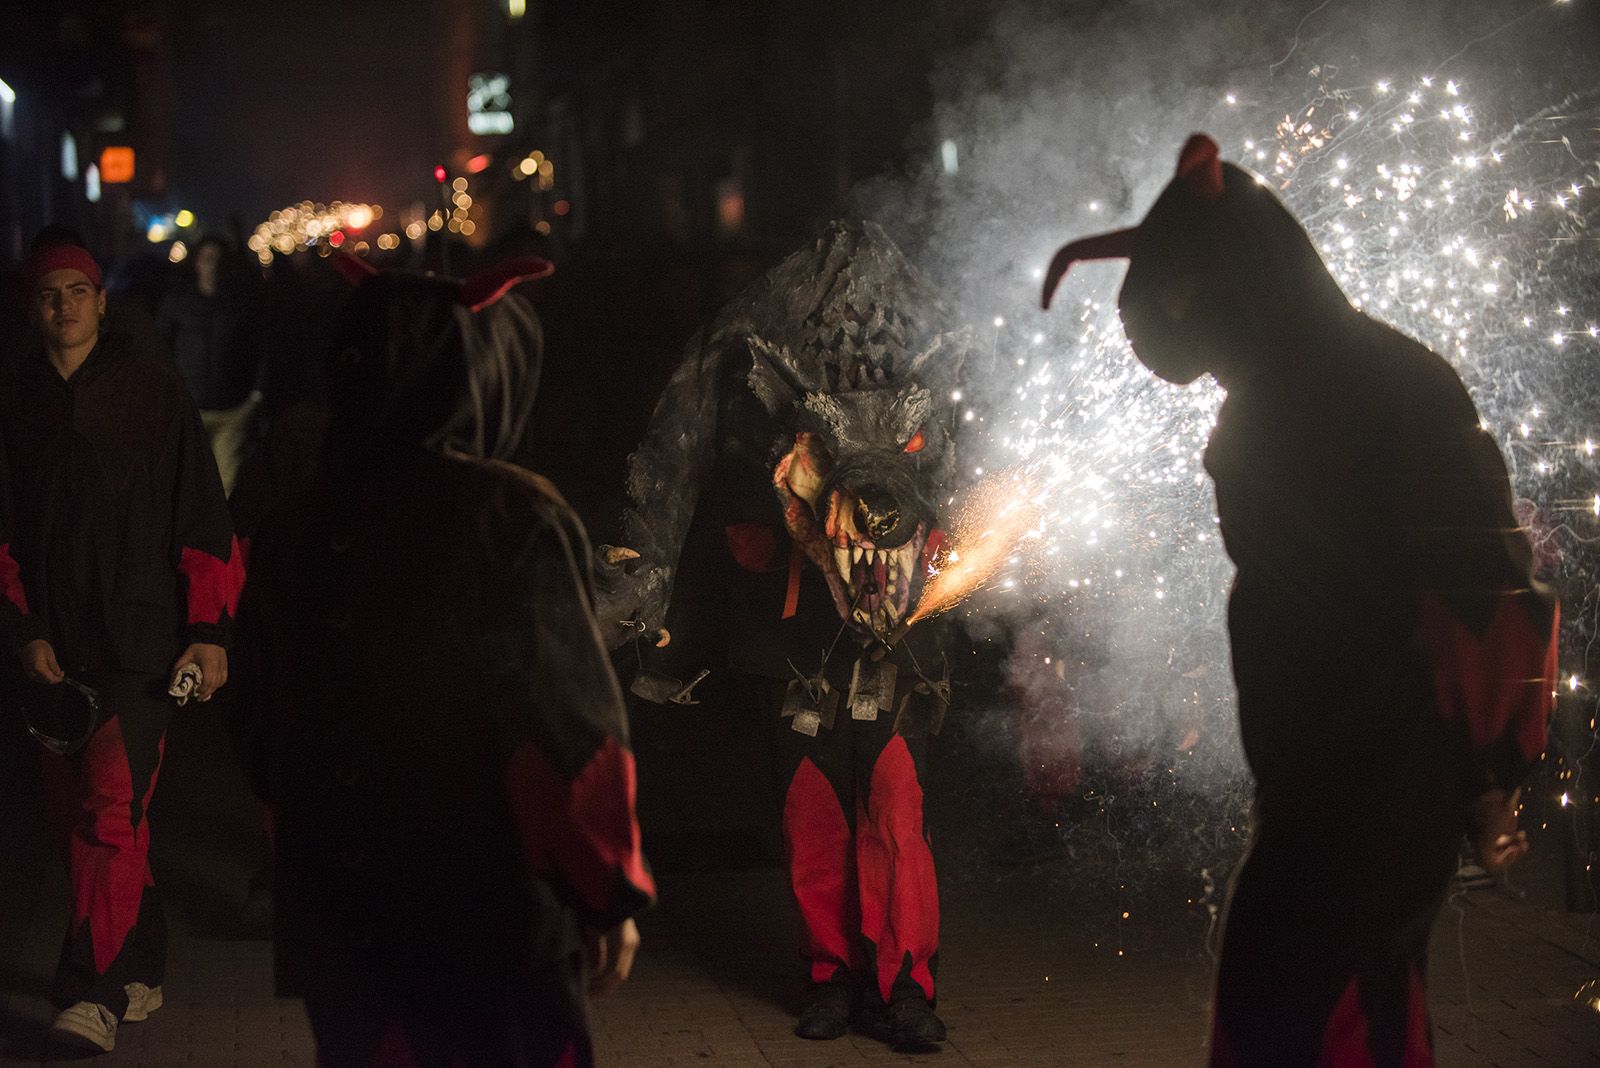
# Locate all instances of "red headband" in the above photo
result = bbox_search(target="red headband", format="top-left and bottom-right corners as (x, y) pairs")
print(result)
(24, 245), (103, 292)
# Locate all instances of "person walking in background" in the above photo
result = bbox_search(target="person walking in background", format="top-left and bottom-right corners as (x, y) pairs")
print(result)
(0, 240), (243, 1054)
(1041, 135), (1558, 1066)
(158, 234), (265, 495)
(237, 255), (652, 1067)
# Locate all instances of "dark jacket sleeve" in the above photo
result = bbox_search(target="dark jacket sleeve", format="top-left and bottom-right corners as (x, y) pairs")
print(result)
(501, 493), (656, 931)
(170, 395), (245, 648)
(1389, 354), (1558, 793)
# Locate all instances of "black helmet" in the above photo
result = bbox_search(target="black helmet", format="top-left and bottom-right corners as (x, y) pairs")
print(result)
(23, 677), (104, 756)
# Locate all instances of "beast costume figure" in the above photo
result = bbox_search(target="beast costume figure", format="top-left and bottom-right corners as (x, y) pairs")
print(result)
(1042, 135), (1559, 1066)
(597, 220), (972, 1048)
(239, 257), (653, 1067)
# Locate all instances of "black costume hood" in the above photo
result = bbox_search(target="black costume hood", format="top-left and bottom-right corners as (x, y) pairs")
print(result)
(326, 256), (553, 462)
(1042, 134), (1356, 385)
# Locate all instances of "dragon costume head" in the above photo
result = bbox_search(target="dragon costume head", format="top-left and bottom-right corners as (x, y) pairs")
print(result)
(741, 221), (968, 636)
(605, 220), (972, 645)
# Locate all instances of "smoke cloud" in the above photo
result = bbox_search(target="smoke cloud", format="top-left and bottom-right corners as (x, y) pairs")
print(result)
(853, 0), (1600, 883)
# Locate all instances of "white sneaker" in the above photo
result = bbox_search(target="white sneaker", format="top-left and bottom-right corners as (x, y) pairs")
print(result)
(123, 982), (163, 1022)
(50, 1001), (118, 1053)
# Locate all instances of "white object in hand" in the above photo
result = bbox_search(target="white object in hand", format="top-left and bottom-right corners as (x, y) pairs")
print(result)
(168, 663), (204, 705)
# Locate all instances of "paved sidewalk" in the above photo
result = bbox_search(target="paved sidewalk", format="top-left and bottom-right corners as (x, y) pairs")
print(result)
(1, 710), (1597, 1066)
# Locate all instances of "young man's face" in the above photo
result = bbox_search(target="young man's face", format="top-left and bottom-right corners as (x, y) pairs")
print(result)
(33, 268), (105, 351)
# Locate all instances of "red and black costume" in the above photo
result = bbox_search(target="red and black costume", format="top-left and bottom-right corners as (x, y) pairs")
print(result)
(594, 221), (969, 1046)
(239, 262), (653, 1067)
(0, 331), (242, 1020)
(1043, 135), (1558, 1067)
(724, 516), (947, 1020)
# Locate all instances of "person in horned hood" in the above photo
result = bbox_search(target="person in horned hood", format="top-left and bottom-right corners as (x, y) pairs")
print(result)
(1042, 136), (1558, 1066)
(237, 256), (654, 1067)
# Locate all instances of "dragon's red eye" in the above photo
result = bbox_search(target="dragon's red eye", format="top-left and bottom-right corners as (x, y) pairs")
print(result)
(903, 429), (926, 454)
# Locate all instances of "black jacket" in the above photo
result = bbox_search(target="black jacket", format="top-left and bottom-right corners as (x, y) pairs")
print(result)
(239, 270), (653, 998)
(157, 283), (263, 410)
(0, 333), (241, 675)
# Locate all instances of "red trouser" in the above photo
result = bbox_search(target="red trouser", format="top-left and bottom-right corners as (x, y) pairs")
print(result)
(778, 699), (940, 1006)
(1210, 811), (1456, 1067)
(41, 671), (171, 1019)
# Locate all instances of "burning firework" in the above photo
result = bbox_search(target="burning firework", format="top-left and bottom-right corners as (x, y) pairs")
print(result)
(875, 468), (1044, 653)
(916, 471), (1046, 621)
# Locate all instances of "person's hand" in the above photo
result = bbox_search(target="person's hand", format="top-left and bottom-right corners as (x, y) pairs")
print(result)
(172, 643), (229, 702)
(1471, 787), (1529, 875)
(595, 547), (670, 648)
(19, 639), (64, 685)
(586, 918), (640, 997)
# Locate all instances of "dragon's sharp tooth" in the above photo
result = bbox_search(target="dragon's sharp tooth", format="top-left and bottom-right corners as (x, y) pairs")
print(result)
(834, 546), (851, 579)
(853, 545), (865, 564)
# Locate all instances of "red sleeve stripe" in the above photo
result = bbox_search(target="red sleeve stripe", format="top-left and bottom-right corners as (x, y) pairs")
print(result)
(504, 735), (656, 915)
(1422, 591), (1558, 764)
(0, 543), (29, 615)
(179, 536), (246, 625)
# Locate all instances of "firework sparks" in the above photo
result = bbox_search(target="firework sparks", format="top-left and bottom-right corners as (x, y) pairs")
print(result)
(873, 469), (1045, 656)
(947, 63), (1598, 800)
(916, 470), (1045, 624)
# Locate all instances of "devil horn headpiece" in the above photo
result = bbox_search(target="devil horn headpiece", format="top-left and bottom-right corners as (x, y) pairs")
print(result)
(333, 250), (380, 286)
(332, 251), (555, 312)
(459, 257), (555, 311)
(1040, 133), (1224, 310)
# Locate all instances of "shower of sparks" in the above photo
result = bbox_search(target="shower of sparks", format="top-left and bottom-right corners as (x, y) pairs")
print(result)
(913, 469), (1044, 624)
(960, 69), (1600, 784)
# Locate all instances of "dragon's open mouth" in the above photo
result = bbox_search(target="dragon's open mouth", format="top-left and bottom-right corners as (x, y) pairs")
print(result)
(773, 434), (926, 637)
(825, 522), (926, 633)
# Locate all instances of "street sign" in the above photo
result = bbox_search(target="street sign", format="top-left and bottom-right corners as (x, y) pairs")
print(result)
(99, 146), (135, 184)
(467, 73), (513, 136)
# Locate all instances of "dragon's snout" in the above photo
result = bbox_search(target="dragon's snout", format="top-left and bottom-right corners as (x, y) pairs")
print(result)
(853, 488), (907, 546)
(771, 435), (935, 637)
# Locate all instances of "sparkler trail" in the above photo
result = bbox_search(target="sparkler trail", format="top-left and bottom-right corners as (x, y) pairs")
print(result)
(913, 469), (1045, 624)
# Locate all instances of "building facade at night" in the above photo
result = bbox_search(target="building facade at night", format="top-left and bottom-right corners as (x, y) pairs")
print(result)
(0, 0), (176, 262)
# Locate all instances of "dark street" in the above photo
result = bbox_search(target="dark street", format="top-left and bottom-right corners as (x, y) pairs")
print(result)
(1, 705), (1597, 1066)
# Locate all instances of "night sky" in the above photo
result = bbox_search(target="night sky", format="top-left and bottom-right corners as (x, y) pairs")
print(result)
(157, 0), (1600, 242)
(166, 0), (450, 230)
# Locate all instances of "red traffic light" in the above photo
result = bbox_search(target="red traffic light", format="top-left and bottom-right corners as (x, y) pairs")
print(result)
(434, 165), (448, 183)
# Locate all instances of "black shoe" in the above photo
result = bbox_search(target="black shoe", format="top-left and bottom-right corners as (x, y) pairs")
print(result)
(886, 997), (946, 1050)
(795, 982), (852, 1040)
